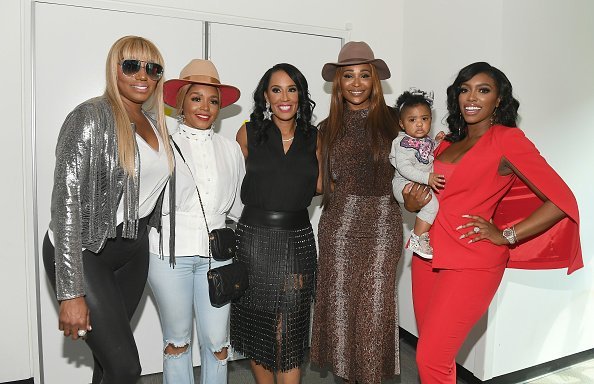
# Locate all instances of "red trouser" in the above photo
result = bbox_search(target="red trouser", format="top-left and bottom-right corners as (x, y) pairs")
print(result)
(412, 256), (506, 384)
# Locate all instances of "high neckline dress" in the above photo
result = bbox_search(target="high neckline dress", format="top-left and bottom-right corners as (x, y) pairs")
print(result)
(311, 108), (403, 383)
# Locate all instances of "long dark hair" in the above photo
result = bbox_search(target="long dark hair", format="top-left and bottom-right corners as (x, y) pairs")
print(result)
(249, 63), (315, 144)
(446, 62), (520, 142)
(319, 64), (398, 208)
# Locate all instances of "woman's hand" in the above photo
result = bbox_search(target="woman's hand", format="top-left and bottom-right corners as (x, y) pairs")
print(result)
(402, 182), (432, 212)
(456, 214), (507, 245)
(59, 297), (91, 340)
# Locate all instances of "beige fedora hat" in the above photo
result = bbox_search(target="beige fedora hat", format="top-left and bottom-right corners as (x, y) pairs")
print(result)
(321, 41), (390, 81)
(163, 59), (240, 108)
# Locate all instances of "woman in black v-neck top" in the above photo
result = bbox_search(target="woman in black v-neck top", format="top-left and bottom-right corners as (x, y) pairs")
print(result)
(230, 63), (320, 384)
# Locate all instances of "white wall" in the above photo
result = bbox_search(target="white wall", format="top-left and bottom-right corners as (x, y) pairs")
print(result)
(398, 0), (594, 380)
(489, 1), (594, 378)
(113, 0), (406, 96)
(0, 0), (39, 382)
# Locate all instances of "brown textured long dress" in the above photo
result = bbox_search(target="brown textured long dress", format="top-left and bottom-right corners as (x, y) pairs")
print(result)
(310, 108), (403, 383)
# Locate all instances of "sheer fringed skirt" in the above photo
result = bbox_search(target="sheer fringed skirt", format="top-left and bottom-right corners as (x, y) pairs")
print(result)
(230, 209), (316, 372)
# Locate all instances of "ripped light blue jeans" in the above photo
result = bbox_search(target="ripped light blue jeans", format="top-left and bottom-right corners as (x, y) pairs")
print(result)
(148, 253), (232, 384)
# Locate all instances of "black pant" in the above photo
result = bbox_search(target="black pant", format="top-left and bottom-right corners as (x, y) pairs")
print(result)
(43, 218), (150, 384)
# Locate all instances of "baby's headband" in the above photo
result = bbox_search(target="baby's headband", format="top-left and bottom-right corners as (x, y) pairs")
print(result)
(400, 87), (435, 110)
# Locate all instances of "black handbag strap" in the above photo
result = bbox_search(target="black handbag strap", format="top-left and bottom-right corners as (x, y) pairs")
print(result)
(171, 138), (214, 270)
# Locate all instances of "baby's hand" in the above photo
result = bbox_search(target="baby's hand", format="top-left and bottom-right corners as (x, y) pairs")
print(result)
(428, 172), (445, 191)
(435, 131), (446, 142)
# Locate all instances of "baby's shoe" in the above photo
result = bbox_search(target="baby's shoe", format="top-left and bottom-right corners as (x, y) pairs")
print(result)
(406, 231), (433, 259)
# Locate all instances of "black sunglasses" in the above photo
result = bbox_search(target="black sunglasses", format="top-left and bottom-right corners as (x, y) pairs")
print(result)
(120, 59), (164, 81)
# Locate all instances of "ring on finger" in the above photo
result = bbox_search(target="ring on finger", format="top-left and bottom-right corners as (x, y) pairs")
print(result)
(473, 226), (480, 234)
(77, 329), (87, 337)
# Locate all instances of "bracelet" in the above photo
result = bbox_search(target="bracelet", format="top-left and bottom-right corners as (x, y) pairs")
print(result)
(502, 226), (517, 245)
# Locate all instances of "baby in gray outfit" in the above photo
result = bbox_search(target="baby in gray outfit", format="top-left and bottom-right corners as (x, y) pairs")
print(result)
(390, 89), (444, 258)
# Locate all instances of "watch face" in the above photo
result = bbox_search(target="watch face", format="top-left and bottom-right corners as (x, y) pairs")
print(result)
(503, 228), (516, 244)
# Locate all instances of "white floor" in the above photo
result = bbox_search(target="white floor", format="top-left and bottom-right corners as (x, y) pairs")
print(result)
(524, 359), (594, 384)
(139, 343), (594, 384)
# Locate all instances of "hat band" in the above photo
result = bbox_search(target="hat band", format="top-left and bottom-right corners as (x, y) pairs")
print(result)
(338, 57), (375, 64)
(182, 75), (221, 84)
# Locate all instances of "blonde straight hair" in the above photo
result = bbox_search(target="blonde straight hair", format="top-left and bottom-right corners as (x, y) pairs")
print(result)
(104, 36), (174, 174)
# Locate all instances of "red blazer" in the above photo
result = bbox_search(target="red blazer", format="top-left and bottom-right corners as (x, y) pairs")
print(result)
(430, 125), (582, 274)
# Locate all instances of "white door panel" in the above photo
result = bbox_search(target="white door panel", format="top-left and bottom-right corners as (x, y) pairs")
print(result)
(34, 3), (203, 382)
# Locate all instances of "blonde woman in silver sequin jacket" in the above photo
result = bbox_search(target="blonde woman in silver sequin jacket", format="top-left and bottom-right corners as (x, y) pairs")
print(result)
(42, 36), (174, 384)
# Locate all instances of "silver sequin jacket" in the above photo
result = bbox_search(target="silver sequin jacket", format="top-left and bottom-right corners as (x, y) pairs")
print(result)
(49, 96), (175, 300)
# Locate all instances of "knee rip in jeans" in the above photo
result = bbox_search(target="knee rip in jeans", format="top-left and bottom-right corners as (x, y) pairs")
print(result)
(164, 339), (191, 359)
(213, 343), (230, 365)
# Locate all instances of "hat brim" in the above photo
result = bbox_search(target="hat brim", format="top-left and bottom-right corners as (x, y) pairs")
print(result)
(163, 79), (241, 109)
(321, 58), (391, 81)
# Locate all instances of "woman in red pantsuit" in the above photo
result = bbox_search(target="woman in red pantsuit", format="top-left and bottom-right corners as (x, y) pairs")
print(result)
(403, 62), (582, 384)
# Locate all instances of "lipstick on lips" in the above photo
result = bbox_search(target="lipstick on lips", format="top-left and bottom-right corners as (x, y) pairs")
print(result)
(464, 105), (481, 115)
(131, 84), (149, 92)
(194, 113), (212, 122)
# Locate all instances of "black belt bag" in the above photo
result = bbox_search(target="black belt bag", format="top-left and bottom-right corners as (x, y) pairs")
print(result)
(207, 260), (249, 307)
(209, 227), (237, 261)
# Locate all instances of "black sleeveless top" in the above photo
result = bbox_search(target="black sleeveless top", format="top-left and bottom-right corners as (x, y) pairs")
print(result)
(240, 122), (318, 212)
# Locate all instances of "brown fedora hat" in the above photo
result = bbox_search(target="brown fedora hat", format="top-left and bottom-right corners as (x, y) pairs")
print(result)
(322, 41), (391, 81)
(163, 59), (240, 108)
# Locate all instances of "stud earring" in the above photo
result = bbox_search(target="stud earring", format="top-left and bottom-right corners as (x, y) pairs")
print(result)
(263, 102), (272, 120)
